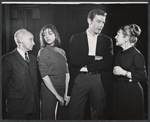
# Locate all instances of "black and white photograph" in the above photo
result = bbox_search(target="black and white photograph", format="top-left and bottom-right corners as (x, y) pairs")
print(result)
(1, 1), (149, 121)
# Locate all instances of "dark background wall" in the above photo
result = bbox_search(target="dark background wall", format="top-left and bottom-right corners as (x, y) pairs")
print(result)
(2, 4), (148, 65)
(2, 3), (148, 119)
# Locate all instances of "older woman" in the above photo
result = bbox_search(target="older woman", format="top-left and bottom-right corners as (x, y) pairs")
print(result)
(113, 24), (148, 119)
(37, 24), (70, 120)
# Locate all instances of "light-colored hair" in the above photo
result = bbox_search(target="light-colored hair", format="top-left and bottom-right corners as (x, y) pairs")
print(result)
(39, 24), (61, 48)
(14, 29), (31, 46)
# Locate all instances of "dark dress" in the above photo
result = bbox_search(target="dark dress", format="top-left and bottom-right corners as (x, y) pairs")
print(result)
(113, 46), (147, 120)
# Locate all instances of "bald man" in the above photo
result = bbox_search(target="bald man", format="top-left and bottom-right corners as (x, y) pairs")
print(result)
(2, 29), (40, 120)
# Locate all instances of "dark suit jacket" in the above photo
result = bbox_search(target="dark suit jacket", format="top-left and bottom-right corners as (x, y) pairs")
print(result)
(68, 31), (114, 96)
(2, 49), (40, 114)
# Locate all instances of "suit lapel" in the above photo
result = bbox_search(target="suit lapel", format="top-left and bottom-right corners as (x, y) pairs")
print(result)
(28, 54), (37, 90)
(96, 35), (100, 54)
(82, 32), (89, 55)
(96, 34), (104, 55)
(28, 54), (35, 74)
(15, 49), (30, 71)
(82, 32), (101, 55)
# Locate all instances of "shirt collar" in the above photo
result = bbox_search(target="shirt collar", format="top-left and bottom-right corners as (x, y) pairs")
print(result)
(17, 47), (28, 59)
(86, 29), (99, 37)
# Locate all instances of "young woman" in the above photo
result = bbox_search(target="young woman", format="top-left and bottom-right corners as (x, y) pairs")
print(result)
(113, 24), (148, 120)
(37, 24), (70, 120)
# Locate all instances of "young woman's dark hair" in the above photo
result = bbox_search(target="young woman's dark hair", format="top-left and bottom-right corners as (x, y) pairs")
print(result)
(39, 24), (61, 48)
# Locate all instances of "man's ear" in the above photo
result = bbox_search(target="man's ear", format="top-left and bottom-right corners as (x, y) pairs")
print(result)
(87, 18), (92, 25)
(18, 37), (22, 43)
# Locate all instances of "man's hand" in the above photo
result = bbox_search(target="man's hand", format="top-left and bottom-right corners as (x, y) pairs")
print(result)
(95, 56), (103, 61)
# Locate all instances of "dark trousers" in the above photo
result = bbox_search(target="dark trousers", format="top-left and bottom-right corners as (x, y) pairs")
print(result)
(40, 84), (67, 120)
(68, 73), (106, 120)
(7, 109), (40, 120)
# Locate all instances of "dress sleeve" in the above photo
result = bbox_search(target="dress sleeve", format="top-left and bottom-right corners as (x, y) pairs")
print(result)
(131, 53), (148, 82)
(37, 49), (49, 78)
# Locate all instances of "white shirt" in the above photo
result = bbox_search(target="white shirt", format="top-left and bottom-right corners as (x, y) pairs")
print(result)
(80, 29), (98, 72)
(87, 29), (98, 56)
(17, 47), (29, 61)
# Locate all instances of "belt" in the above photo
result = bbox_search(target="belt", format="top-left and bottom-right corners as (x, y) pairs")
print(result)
(79, 71), (100, 75)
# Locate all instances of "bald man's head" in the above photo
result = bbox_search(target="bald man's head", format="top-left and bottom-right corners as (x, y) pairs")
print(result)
(14, 29), (35, 52)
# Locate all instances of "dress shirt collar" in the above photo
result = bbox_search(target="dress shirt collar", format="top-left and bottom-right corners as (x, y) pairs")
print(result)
(86, 29), (99, 38)
(17, 47), (29, 60)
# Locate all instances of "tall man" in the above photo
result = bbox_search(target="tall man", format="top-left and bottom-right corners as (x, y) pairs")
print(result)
(68, 9), (114, 119)
(2, 29), (40, 120)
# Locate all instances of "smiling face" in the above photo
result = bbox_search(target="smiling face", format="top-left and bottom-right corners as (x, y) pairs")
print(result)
(88, 14), (106, 35)
(43, 28), (56, 45)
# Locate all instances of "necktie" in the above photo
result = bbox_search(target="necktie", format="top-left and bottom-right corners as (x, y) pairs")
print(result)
(25, 52), (30, 63)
